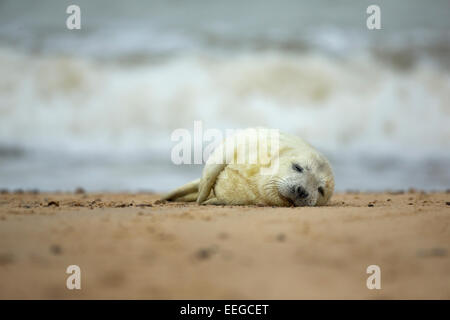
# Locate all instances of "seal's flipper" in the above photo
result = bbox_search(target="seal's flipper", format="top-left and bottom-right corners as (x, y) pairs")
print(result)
(161, 178), (200, 202)
(176, 192), (198, 202)
(197, 163), (227, 204)
(202, 197), (226, 205)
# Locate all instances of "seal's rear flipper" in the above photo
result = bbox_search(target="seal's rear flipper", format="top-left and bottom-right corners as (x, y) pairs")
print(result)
(161, 178), (200, 202)
(175, 193), (198, 202)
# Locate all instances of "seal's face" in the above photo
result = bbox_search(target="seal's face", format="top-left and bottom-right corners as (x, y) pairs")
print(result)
(275, 155), (334, 206)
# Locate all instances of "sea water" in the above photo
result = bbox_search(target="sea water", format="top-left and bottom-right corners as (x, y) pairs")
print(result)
(0, 0), (449, 191)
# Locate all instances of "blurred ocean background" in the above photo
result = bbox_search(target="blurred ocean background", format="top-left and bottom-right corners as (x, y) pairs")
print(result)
(0, 0), (449, 192)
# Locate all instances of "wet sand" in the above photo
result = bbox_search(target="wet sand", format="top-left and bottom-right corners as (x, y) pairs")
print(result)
(0, 190), (449, 299)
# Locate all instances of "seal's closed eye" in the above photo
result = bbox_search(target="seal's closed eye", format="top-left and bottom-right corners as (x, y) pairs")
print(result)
(292, 163), (303, 173)
(318, 186), (325, 196)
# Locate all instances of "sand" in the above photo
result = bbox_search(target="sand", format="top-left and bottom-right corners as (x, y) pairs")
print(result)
(0, 190), (449, 299)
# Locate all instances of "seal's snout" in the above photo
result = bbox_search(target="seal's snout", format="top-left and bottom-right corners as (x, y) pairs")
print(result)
(296, 186), (309, 199)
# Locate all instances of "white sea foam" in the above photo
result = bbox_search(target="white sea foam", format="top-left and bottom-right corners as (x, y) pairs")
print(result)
(0, 48), (449, 156)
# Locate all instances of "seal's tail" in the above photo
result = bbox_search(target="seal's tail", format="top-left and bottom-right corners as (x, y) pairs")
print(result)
(161, 178), (200, 202)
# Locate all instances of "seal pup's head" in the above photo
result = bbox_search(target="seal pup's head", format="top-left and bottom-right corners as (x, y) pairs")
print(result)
(271, 153), (334, 206)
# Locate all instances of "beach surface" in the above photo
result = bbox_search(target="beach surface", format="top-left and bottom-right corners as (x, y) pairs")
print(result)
(0, 191), (449, 299)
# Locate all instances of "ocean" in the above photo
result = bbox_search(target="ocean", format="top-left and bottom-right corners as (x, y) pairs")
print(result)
(0, 0), (449, 192)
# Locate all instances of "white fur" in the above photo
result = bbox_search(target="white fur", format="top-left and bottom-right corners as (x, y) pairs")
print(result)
(163, 128), (334, 207)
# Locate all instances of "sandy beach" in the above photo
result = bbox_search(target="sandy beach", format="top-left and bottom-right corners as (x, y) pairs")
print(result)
(1, 0), (450, 304)
(0, 190), (449, 299)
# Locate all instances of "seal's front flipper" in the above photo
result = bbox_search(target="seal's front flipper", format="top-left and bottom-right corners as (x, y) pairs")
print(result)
(197, 163), (227, 204)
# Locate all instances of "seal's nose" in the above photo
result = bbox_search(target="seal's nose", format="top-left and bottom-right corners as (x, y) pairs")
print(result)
(296, 186), (309, 199)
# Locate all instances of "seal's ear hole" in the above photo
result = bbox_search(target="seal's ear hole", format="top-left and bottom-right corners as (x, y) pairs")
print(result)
(292, 163), (303, 173)
(318, 187), (325, 196)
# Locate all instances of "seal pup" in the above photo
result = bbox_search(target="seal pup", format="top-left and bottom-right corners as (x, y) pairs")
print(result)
(162, 128), (334, 206)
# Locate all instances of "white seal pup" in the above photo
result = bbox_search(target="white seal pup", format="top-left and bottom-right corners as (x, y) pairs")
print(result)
(162, 128), (334, 206)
